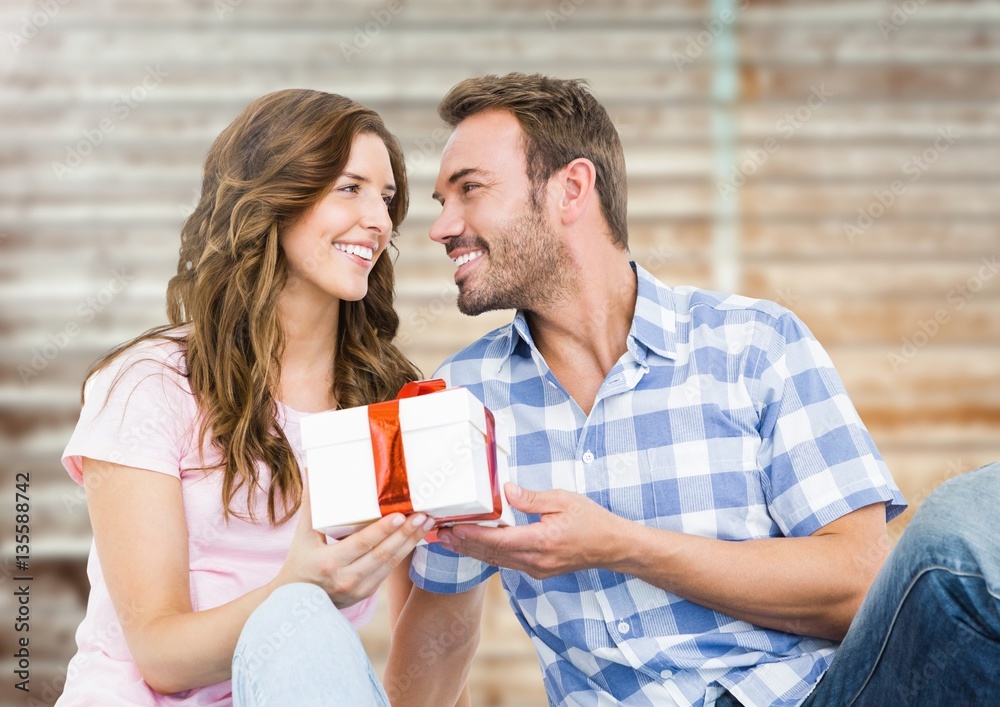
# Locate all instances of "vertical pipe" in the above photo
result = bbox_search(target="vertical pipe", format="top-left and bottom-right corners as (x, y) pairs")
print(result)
(711, 0), (740, 292)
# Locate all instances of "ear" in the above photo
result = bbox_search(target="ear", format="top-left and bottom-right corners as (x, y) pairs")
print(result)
(553, 158), (597, 227)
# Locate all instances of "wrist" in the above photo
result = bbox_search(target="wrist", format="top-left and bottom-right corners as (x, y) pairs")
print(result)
(269, 563), (297, 593)
(262, 575), (284, 599)
(603, 519), (681, 583)
(599, 513), (638, 573)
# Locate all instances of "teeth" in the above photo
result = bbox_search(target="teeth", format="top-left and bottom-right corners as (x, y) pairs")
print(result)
(334, 243), (373, 261)
(452, 250), (485, 267)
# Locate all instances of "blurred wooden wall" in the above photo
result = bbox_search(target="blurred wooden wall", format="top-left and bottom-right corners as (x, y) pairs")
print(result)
(1, 1), (998, 705)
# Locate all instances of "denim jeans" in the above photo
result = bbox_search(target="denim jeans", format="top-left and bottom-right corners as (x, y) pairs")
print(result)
(232, 583), (389, 707)
(719, 462), (1000, 706)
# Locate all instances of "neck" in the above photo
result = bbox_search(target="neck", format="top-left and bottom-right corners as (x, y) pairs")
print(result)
(275, 281), (340, 410)
(526, 243), (636, 378)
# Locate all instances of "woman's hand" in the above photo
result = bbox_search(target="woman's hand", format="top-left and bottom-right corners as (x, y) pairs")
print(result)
(276, 484), (433, 608)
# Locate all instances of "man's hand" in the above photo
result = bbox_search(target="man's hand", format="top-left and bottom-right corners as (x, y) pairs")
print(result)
(437, 483), (627, 579)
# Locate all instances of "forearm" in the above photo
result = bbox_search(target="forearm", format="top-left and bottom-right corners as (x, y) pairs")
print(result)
(384, 583), (486, 706)
(608, 506), (888, 640)
(438, 488), (888, 641)
(129, 578), (282, 694)
(88, 457), (430, 696)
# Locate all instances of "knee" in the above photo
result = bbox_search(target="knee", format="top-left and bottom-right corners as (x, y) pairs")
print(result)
(938, 462), (999, 496)
(900, 463), (1000, 564)
(240, 583), (352, 648)
(920, 463), (999, 525)
(265, 581), (333, 614)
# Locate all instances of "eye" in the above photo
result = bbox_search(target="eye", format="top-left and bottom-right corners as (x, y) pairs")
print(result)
(338, 184), (360, 194)
(382, 194), (395, 206)
(461, 183), (480, 194)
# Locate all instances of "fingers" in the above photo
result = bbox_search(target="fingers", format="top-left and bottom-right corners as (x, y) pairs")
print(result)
(334, 513), (405, 563)
(336, 512), (432, 566)
(504, 483), (565, 514)
(439, 524), (517, 565)
(504, 482), (523, 505)
(358, 513), (433, 573)
(333, 513), (434, 598)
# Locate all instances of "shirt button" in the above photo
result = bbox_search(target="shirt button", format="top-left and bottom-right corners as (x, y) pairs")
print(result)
(617, 621), (630, 634)
(660, 669), (673, 679)
(582, 451), (595, 464)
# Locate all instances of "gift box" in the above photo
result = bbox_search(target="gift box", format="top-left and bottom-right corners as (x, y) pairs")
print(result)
(300, 379), (514, 539)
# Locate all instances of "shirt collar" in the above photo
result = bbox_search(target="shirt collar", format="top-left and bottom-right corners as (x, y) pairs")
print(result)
(629, 261), (678, 361)
(501, 261), (678, 363)
(502, 310), (534, 362)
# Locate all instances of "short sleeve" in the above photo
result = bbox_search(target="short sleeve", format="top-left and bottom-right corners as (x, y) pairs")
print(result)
(62, 342), (196, 485)
(753, 312), (907, 537)
(408, 362), (498, 594)
(410, 542), (498, 594)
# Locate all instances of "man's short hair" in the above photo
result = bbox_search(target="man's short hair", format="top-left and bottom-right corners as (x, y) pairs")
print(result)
(439, 73), (629, 250)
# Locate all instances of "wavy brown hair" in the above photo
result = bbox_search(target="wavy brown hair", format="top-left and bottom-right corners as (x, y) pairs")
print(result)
(85, 89), (421, 526)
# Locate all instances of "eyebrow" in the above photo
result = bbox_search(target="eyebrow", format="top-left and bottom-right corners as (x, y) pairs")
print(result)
(431, 167), (492, 201)
(341, 172), (396, 192)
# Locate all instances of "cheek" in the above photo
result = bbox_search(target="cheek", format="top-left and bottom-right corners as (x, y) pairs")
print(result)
(281, 218), (316, 262)
(373, 236), (393, 263)
(287, 238), (325, 274)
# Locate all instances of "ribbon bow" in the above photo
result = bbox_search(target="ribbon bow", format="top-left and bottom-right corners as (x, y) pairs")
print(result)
(367, 379), (503, 529)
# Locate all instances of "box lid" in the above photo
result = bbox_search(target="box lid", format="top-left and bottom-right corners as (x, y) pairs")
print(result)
(300, 405), (370, 449)
(398, 387), (480, 430)
(300, 386), (509, 454)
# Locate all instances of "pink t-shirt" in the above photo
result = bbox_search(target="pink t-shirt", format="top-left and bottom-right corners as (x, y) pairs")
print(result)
(58, 333), (376, 706)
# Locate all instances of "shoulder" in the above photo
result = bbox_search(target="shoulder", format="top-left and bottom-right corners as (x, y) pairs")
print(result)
(672, 286), (791, 327)
(65, 328), (197, 484)
(84, 328), (192, 404)
(635, 264), (797, 347)
(432, 322), (514, 387)
(670, 285), (814, 349)
(660, 286), (824, 381)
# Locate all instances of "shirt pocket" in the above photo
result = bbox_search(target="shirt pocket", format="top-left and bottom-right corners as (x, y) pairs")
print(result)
(640, 444), (777, 540)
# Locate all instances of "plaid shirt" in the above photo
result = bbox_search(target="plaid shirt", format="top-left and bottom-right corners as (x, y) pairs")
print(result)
(410, 263), (905, 707)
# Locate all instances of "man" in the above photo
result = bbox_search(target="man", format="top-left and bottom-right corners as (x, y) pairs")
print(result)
(385, 73), (1000, 706)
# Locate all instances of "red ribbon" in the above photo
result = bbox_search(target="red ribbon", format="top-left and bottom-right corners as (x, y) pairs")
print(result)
(397, 379), (448, 399)
(368, 397), (413, 516)
(367, 379), (503, 533)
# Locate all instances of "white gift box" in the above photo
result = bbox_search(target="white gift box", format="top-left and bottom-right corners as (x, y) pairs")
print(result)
(300, 386), (514, 539)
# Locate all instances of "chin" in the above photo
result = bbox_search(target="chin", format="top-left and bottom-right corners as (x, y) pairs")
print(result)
(328, 278), (369, 302)
(339, 288), (369, 302)
(456, 289), (501, 316)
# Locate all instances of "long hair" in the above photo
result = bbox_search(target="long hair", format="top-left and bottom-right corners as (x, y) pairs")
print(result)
(85, 89), (420, 526)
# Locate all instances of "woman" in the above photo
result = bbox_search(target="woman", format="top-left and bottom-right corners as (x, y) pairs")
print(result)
(58, 89), (430, 706)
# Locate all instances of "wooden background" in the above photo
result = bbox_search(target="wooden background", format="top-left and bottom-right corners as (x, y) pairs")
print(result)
(1, 1), (998, 705)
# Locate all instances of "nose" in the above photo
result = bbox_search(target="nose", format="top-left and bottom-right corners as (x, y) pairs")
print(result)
(429, 200), (465, 246)
(361, 193), (393, 240)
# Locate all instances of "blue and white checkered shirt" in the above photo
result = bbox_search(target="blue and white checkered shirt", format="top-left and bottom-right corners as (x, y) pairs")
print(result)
(410, 262), (906, 707)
